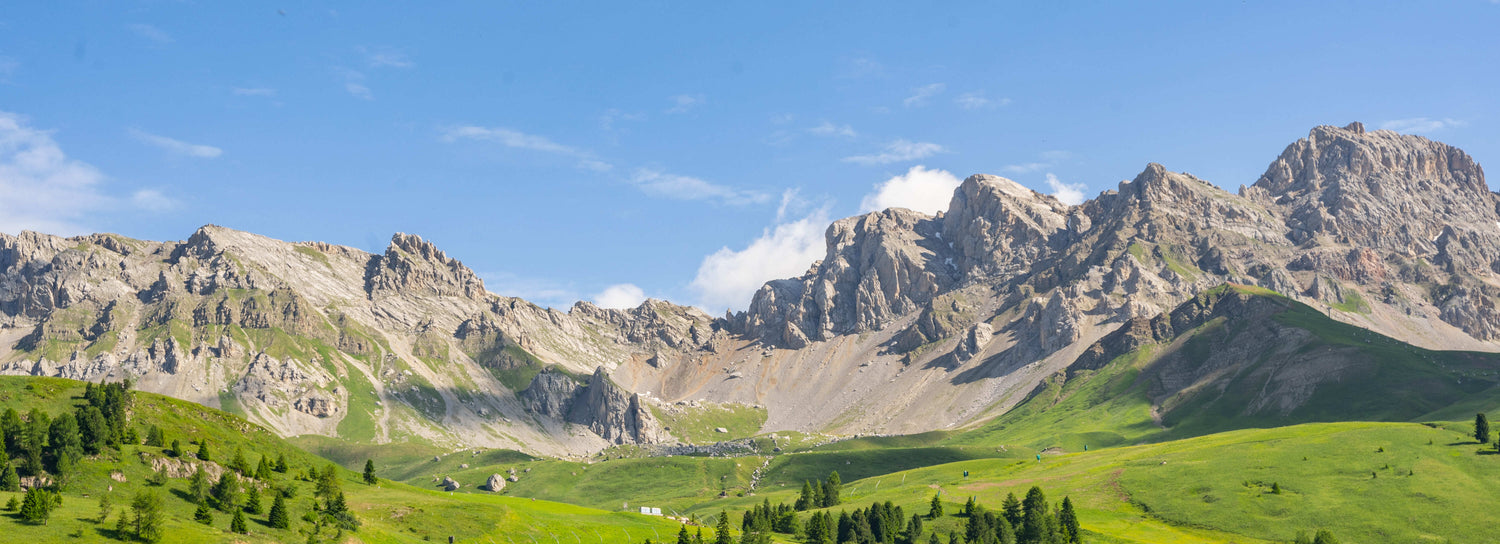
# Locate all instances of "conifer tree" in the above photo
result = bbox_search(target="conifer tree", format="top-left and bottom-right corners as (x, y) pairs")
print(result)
(97, 493), (113, 523)
(269, 493), (291, 529)
(197, 440), (212, 461)
(1001, 493), (1022, 528)
(130, 490), (164, 543)
(275, 452), (290, 472)
(2, 496), (15, 511)
(77, 406), (108, 455)
(0, 408), (20, 456)
(1477, 413), (1491, 444)
(715, 511), (733, 544)
(316, 463), (342, 499)
(678, 524), (693, 544)
(796, 480), (815, 511)
(20, 408), (48, 476)
(1313, 530), (1341, 544)
(245, 484), (263, 514)
(188, 469), (210, 504)
(194, 503), (214, 525)
(363, 459), (378, 484)
(822, 471), (842, 507)
(1058, 497), (1080, 544)
(211, 471), (242, 512)
(232, 448), (252, 475)
(0, 462), (18, 491)
(19, 487), (57, 525)
(169, 439), (183, 458)
(929, 492), (943, 518)
(256, 455), (275, 481)
(231, 508), (248, 533)
(144, 425), (164, 447)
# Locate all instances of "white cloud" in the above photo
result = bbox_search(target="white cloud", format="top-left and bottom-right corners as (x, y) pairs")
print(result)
(690, 208), (831, 312)
(1003, 151), (1072, 174)
(577, 158), (614, 172)
(361, 47), (414, 69)
(859, 165), (961, 215)
(232, 87), (276, 97)
(345, 82), (373, 100)
(1044, 173), (1085, 206)
(808, 121), (857, 138)
(1379, 117), (1466, 134)
(666, 94), (705, 114)
(129, 129), (222, 158)
(955, 91), (1010, 110)
(130, 189), (178, 212)
(127, 23), (172, 44)
(629, 169), (770, 206)
(443, 126), (580, 155)
(903, 83), (946, 108)
(600, 109), (644, 131)
(593, 284), (648, 309)
(843, 140), (946, 166)
(0, 112), (173, 235)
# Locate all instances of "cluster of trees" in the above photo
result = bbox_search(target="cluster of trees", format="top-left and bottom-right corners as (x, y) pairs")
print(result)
(794, 471), (843, 510)
(1, 379), (135, 490)
(950, 488), (1079, 544)
(805, 500), (924, 544)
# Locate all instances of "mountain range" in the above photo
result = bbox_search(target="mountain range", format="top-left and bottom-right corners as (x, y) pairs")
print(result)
(3, 122), (1496, 457)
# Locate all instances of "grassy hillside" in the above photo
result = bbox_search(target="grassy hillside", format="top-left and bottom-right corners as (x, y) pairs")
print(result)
(953, 284), (1500, 453)
(0, 377), (690, 544)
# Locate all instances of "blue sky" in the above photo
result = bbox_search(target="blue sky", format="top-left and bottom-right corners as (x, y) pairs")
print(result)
(1, 2), (1496, 312)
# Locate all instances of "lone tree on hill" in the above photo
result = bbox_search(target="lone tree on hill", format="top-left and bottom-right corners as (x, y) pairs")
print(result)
(1477, 413), (1491, 445)
(363, 459), (378, 485)
(928, 492), (943, 518)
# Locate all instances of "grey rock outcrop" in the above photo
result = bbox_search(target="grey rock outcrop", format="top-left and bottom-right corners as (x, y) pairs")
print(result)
(484, 474), (505, 492)
(520, 367), (667, 445)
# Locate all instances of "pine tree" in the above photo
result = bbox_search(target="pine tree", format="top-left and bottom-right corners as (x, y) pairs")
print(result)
(211, 471), (242, 512)
(1313, 530), (1341, 544)
(908, 513), (925, 541)
(97, 494), (113, 523)
(256, 455), (274, 481)
(928, 492), (944, 519)
(169, 439), (183, 458)
(695, 527), (705, 544)
(962, 496), (976, 518)
(677, 524), (693, 544)
(825, 471), (842, 506)
(131, 490), (164, 543)
(245, 484), (264, 514)
(715, 511), (733, 544)
(144, 425), (164, 447)
(189, 469), (210, 504)
(232, 448), (252, 476)
(2, 496), (15, 511)
(269, 493), (291, 529)
(316, 463), (342, 499)
(1058, 497), (1080, 544)
(0, 408), (21, 457)
(0, 462), (18, 491)
(928, 533), (941, 544)
(1020, 486), (1051, 544)
(1477, 413), (1491, 444)
(20, 408), (49, 477)
(275, 452), (289, 472)
(363, 459), (377, 485)
(77, 406), (108, 455)
(194, 503), (214, 525)
(1001, 493), (1022, 528)
(19, 487), (57, 525)
(230, 509), (248, 533)
(197, 440), (212, 462)
(796, 480), (815, 511)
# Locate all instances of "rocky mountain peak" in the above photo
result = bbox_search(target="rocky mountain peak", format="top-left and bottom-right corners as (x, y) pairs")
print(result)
(365, 233), (486, 299)
(1249, 122), (1496, 253)
(942, 173), (1070, 279)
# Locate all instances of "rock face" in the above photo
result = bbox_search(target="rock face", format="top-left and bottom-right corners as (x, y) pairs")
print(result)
(520, 367), (667, 445)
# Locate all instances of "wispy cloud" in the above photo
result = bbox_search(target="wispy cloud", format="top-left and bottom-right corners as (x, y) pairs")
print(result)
(1379, 117), (1466, 134)
(1044, 173), (1085, 205)
(808, 121), (857, 138)
(843, 140), (946, 166)
(130, 189), (179, 212)
(666, 94), (705, 114)
(360, 46), (414, 69)
(231, 87), (276, 97)
(129, 129), (223, 158)
(629, 168), (770, 206)
(336, 68), (373, 100)
(443, 126), (580, 154)
(903, 83), (946, 107)
(955, 91), (1010, 110)
(600, 109), (645, 131)
(0, 112), (173, 235)
(126, 23), (173, 44)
